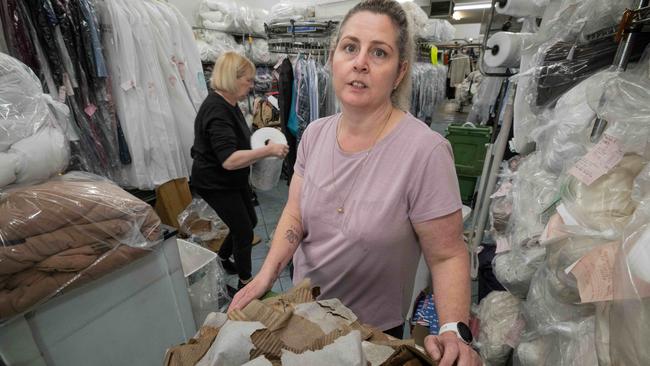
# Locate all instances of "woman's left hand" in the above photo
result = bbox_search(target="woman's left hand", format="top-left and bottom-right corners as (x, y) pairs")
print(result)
(424, 333), (483, 366)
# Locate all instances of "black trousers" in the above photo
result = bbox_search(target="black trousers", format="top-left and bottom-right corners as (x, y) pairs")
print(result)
(196, 187), (257, 280)
(384, 323), (404, 339)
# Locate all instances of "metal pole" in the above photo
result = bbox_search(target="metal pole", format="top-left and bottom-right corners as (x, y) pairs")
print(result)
(469, 85), (515, 279)
(591, 0), (649, 141)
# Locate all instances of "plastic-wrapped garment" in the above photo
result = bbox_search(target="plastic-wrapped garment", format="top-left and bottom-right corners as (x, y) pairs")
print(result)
(200, 1), (266, 34)
(515, 265), (598, 366)
(197, 39), (220, 63)
(508, 153), (559, 247)
(467, 72), (505, 125)
(421, 19), (455, 43)
(544, 233), (612, 304)
(269, 3), (312, 21)
(476, 291), (521, 365)
(0, 52), (70, 188)
(514, 316), (598, 366)
(608, 163), (650, 365)
(254, 67), (274, 93)
(493, 241), (546, 299)
(145, 1), (199, 173)
(0, 172), (162, 321)
(195, 30), (245, 62)
(168, 4), (209, 111)
(489, 160), (517, 235)
(511, 0), (638, 154)
(523, 266), (595, 331)
(410, 63), (447, 124)
(561, 154), (646, 237)
(531, 70), (604, 175)
(199, 0), (237, 32)
(587, 48), (650, 158)
(97, 0), (191, 189)
(0, 51), (52, 151)
(249, 39), (272, 66)
(0, 0), (40, 74)
(178, 198), (230, 244)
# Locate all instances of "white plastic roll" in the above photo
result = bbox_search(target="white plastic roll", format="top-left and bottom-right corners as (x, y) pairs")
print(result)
(484, 32), (533, 68)
(495, 0), (545, 17)
(250, 127), (287, 191)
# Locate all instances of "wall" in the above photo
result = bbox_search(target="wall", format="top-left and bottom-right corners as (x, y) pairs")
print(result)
(167, 0), (201, 26)
(453, 23), (481, 41)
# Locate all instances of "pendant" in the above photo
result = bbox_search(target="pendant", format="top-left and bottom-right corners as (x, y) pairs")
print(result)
(337, 207), (344, 214)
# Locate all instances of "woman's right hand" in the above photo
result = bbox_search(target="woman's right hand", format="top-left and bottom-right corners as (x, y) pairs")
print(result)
(266, 142), (289, 159)
(228, 273), (274, 311)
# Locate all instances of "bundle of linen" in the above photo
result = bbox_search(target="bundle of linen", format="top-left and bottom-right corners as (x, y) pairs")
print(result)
(0, 52), (70, 189)
(0, 172), (162, 320)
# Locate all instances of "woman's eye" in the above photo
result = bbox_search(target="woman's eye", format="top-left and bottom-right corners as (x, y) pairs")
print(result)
(343, 44), (357, 53)
(372, 48), (387, 58)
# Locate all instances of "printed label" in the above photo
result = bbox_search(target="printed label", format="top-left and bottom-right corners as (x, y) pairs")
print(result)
(495, 236), (511, 254)
(568, 134), (624, 185)
(84, 104), (97, 117)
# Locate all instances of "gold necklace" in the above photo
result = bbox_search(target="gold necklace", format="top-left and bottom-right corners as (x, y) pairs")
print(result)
(331, 108), (393, 214)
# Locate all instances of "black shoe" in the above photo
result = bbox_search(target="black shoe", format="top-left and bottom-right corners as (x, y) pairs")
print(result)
(227, 280), (249, 298)
(220, 258), (238, 275)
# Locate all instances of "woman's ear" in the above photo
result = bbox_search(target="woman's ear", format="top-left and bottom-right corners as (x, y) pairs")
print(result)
(394, 61), (409, 90)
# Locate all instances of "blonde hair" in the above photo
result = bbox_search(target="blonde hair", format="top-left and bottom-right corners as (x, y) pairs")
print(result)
(210, 52), (255, 93)
(331, 0), (414, 110)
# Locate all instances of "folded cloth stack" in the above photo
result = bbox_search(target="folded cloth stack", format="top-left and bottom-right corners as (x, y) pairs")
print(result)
(165, 279), (434, 366)
(0, 172), (162, 320)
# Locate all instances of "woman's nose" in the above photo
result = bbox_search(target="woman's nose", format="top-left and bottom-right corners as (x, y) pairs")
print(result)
(352, 52), (369, 73)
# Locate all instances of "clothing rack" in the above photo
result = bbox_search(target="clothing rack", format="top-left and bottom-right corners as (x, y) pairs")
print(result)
(265, 19), (338, 39)
(191, 26), (267, 40)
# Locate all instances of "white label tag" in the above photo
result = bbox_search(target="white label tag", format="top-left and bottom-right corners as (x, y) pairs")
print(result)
(568, 134), (624, 185)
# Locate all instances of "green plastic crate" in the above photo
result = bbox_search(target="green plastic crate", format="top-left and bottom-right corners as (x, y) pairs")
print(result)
(445, 124), (492, 177)
(457, 175), (478, 205)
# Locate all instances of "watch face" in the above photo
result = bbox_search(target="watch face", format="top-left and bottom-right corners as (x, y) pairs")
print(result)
(457, 322), (473, 343)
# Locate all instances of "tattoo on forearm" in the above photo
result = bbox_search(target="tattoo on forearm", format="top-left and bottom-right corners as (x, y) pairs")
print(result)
(284, 225), (301, 246)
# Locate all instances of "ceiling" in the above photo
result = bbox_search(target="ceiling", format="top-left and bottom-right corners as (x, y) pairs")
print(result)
(419, 1), (523, 33)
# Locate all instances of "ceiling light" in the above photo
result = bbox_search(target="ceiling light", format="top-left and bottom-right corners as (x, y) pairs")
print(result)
(452, 11), (463, 20)
(454, 2), (493, 11)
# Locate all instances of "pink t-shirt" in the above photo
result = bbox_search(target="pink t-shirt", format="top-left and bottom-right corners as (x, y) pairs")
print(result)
(293, 112), (462, 330)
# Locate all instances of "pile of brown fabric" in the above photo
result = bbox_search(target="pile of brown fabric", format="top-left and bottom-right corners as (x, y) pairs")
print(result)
(0, 173), (162, 320)
(165, 279), (435, 366)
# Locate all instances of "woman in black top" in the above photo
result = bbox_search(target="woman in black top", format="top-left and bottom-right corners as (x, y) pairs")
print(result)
(191, 52), (288, 293)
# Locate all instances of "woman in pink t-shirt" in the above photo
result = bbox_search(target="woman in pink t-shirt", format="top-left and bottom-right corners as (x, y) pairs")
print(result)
(230, 1), (480, 364)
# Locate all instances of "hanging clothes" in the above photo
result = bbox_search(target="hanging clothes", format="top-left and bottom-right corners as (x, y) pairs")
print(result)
(449, 54), (471, 87)
(277, 57), (297, 181)
(410, 62), (447, 125)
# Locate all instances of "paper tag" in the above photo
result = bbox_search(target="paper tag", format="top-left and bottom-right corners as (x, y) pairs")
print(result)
(568, 134), (624, 185)
(267, 95), (279, 110)
(555, 203), (580, 227)
(504, 317), (525, 348)
(121, 79), (135, 91)
(490, 181), (512, 199)
(571, 241), (619, 303)
(273, 57), (284, 70)
(495, 236), (511, 254)
(564, 258), (581, 275)
(84, 104), (97, 117)
(63, 73), (75, 96)
(57, 86), (67, 103)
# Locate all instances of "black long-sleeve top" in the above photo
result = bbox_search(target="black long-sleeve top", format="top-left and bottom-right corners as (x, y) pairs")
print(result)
(191, 91), (252, 190)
